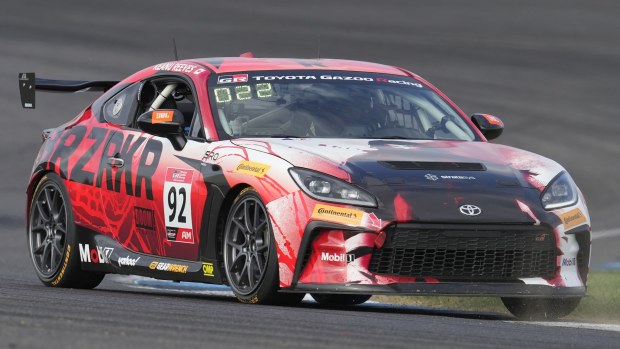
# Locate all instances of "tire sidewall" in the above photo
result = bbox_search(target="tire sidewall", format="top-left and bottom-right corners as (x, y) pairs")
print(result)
(28, 173), (79, 287)
(223, 187), (280, 304)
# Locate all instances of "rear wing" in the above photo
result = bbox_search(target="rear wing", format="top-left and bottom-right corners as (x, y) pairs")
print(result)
(19, 72), (119, 109)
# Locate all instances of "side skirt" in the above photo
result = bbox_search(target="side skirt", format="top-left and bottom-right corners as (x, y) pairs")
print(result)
(75, 226), (223, 284)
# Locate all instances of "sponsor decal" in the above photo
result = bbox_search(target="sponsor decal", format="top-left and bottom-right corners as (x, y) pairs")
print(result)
(424, 174), (438, 181)
(202, 262), (215, 277)
(560, 208), (586, 230)
(166, 168), (193, 183)
(562, 257), (576, 267)
(321, 252), (355, 263)
(248, 75), (412, 83)
(134, 207), (155, 231)
(118, 256), (140, 267)
(164, 168), (195, 244)
(233, 161), (271, 178)
(217, 74), (249, 84)
(112, 94), (124, 116)
(152, 110), (174, 123)
(459, 204), (482, 217)
(312, 204), (364, 226)
(166, 228), (194, 244)
(483, 114), (503, 126)
(375, 77), (424, 88)
(202, 150), (220, 162)
(440, 175), (476, 180)
(425, 173), (475, 181)
(149, 261), (188, 274)
(79, 244), (113, 264)
(153, 62), (205, 75)
(51, 244), (71, 286)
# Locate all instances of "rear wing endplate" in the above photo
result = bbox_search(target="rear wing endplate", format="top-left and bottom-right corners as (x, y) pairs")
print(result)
(19, 72), (119, 109)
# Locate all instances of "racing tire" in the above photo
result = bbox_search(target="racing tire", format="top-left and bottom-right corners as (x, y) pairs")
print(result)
(223, 187), (304, 305)
(28, 173), (105, 289)
(501, 297), (581, 320)
(311, 294), (372, 306)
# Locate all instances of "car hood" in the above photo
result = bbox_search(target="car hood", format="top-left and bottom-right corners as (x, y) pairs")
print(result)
(233, 138), (563, 189)
(232, 138), (564, 223)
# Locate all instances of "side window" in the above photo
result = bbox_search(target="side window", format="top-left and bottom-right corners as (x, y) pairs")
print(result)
(135, 78), (203, 138)
(103, 83), (140, 126)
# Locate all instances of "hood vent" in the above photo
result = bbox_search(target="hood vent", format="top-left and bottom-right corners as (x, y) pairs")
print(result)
(379, 161), (486, 171)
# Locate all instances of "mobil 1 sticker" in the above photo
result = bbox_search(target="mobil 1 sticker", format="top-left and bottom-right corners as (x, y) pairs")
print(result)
(163, 168), (195, 244)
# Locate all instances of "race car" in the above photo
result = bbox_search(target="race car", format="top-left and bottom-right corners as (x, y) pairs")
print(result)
(20, 55), (591, 320)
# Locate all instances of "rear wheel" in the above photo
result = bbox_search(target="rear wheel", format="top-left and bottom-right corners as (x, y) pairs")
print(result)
(311, 294), (372, 306)
(223, 187), (304, 305)
(28, 173), (104, 288)
(501, 297), (581, 320)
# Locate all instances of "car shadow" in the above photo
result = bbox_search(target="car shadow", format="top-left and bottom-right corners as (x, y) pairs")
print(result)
(98, 276), (514, 322)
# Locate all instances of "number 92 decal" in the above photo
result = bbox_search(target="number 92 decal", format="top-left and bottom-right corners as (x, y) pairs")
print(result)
(163, 168), (195, 244)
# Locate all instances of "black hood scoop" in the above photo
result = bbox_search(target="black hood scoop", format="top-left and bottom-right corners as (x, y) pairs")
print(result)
(379, 161), (486, 171)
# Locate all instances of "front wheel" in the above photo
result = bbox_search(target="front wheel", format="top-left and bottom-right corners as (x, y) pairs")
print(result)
(223, 187), (304, 305)
(501, 297), (581, 320)
(28, 173), (105, 288)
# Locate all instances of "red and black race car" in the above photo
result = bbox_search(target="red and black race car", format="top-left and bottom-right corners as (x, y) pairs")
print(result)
(20, 56), (591, 319)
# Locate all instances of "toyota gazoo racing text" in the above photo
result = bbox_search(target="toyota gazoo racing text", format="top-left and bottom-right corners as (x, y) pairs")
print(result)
(20, 56), (591, 320)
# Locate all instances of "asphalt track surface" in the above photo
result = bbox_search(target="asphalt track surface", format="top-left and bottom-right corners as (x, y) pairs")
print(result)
(1, 0), (620, 348)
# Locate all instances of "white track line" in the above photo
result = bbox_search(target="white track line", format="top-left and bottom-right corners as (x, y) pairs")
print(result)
(507, 321), (620, 332)
(592, 228), (620, 240)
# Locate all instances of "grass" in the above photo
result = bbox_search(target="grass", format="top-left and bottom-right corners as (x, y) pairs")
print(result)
(372, 271), (620, 322)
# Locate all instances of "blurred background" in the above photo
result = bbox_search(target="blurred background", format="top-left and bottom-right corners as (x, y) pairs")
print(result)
(1, 1), (620, 346)
(2, 0), (618, 264)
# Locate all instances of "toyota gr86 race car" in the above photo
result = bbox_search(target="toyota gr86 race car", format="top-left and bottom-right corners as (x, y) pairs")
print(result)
(19, 56), (591, 320)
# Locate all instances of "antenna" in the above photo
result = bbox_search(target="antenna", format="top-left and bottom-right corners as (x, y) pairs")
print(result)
(172, 38), (179, 61)
(317, 34), (321, 59)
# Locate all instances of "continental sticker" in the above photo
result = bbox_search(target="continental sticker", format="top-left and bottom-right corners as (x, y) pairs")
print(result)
(312, 204), (364, 226)
(233, 161), (271, 178)
(560, 208), (586, 230)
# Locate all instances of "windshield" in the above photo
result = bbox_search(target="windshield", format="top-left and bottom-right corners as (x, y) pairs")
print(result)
(208, 70), (477, 141)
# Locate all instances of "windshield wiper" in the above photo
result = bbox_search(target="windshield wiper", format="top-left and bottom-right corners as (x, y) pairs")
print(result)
(359, 136), (422, 140)
(234, 134), (302, 139)
(266, 134), (301, 138)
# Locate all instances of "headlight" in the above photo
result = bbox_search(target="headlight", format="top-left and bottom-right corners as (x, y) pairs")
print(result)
(541, 172), (578, 210)
(289, 168), (377, 207)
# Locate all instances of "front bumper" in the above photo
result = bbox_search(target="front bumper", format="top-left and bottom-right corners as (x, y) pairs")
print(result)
(286, 220), (591, 294)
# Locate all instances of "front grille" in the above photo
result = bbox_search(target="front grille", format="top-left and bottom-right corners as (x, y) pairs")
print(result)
(368, 224), (556, 281)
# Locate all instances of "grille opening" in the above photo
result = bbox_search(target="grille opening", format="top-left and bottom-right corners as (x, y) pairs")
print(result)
(368, 224), (556, 281)
(379, 161), (486, 171)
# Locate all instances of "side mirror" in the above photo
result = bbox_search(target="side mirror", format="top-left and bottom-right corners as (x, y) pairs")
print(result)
(137, 109), (187, 150)
(471, 113), (504, 140)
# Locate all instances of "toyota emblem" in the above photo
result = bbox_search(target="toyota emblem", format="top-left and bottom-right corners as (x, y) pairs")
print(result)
(459, 204), (482, 216)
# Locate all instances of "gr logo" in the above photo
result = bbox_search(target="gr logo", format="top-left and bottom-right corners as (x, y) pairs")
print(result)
(217, 74), (248, 84)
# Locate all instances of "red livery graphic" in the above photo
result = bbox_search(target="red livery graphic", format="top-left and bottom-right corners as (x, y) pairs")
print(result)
(21, 56), (591, 320)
